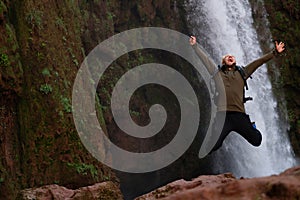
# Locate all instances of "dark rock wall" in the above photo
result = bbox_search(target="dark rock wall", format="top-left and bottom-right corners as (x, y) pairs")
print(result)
(0, 0), (201, 199)
(250, 0), (300, 156)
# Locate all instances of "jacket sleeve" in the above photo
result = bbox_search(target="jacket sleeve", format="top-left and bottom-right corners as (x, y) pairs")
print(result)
(244, 50), (277, 79)
(192, 44), (216, 75)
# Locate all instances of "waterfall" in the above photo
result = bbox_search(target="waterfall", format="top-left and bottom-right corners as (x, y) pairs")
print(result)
(186, 0), (297, 177)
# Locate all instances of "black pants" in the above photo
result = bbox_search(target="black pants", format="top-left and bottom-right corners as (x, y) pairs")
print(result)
(211, 111), (262, 152)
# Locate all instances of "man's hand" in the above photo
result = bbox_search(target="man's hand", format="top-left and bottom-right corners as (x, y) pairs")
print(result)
(189, 36), (197, 46)
(275, 41), (285, 53)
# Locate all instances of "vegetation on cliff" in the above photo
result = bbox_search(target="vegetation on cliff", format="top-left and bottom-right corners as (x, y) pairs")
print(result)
(250, 0), (300, 155)
(0, 0), (194, 199)
(266, 0), (300, 155)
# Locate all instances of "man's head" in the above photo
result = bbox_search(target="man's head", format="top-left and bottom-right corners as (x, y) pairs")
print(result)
(222, 54), (236, 66)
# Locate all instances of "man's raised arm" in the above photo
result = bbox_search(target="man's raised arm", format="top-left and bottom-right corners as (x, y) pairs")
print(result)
(244, 41), (286, 78)
(190, 36), (216, 75)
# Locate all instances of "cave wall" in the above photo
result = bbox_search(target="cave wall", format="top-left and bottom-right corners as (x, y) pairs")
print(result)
(249, 0), (300, 155)
(0, 0), (191, 199)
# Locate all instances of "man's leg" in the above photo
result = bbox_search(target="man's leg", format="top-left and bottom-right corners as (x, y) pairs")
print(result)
(232, 113), (262, 146)
(210, 112), (232, 152)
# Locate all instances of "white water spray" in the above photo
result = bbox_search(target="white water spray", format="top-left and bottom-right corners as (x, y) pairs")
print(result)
(187, 0), (296, 177)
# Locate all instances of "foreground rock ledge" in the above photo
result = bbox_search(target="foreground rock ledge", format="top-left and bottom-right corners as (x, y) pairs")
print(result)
(136, 166), (300, 200)
(17, 181), (123, 200)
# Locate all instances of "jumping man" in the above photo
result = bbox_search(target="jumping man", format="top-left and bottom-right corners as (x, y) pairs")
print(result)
(189, 36), (285, 152)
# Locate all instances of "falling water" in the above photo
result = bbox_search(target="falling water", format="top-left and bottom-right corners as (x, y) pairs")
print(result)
(186, 0), (296, 177)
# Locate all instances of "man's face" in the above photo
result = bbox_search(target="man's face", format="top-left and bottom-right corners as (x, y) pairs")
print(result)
(224, 55), (236, 66)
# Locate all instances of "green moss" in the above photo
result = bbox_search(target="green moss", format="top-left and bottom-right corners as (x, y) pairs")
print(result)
(67, 162), (99, 181)
(107, 12), (115, 21)
(5, 24), (15, 47)
(0, 0), (7, 15)
(41, 68), (51, 76)
(39, 83), (53, 94)
(40, 42), (47, 48)
(36, 51), (44, 61)
(0, 53), (10, 67)
(130, 110), (141, 117)
(26, 9), (44, 30)
(55, 17), (67, 32)
(95, 94), (108, 130)
(60, 96), (72, 113)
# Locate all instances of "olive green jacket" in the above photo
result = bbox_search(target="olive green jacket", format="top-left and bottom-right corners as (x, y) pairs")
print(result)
(192, 44), (276, 113)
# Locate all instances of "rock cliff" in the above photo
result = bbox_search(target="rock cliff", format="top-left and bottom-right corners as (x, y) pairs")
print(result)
(136, 166), (300, 200)
(0, 0), (189, 199)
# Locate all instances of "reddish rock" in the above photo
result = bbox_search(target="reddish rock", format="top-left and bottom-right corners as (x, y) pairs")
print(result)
(17, 181), (123, 200)
(136, 166), (300, 200)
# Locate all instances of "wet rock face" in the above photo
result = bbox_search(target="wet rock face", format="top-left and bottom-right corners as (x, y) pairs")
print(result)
(0, 0), (187, 199)
(17, 181), (123, 200)
(136, 166), (300, 200)
(251, 0), (300, 156)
